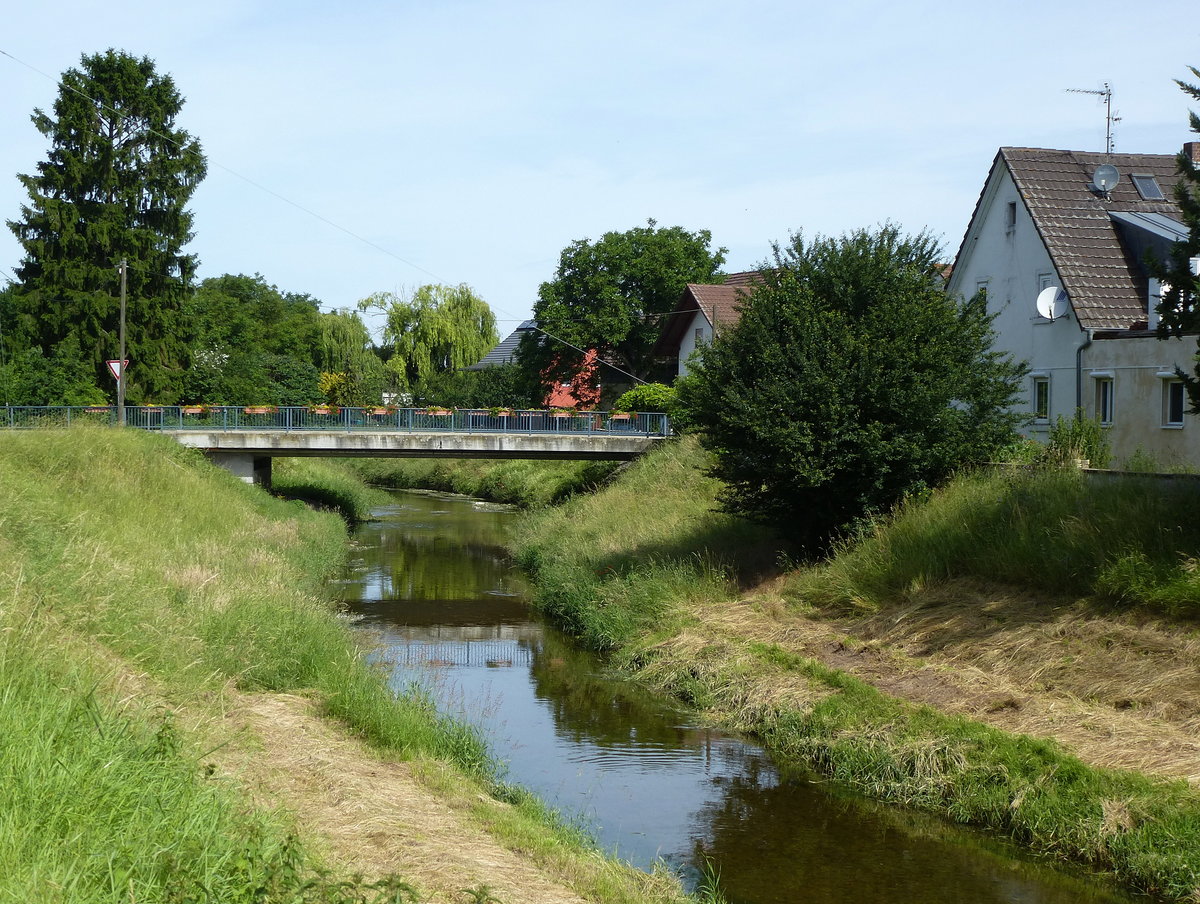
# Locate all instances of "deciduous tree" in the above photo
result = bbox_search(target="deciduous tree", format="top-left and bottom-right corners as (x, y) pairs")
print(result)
(6, 49), (206, 402)
(522, 220), (726, 386)
(364, 284), (498, 396)
(679, 226), (1025, 547)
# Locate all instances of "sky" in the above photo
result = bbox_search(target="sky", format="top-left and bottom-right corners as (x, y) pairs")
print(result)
(2, 0), (1199, 337)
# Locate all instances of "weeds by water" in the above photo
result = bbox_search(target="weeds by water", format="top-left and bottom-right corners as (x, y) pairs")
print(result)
(343, 456), (620, 507)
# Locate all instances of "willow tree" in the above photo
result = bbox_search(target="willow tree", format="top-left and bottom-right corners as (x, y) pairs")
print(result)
(317, 310), (386, 407)
(363, 284), (498, 396)
(6, 49), (206, 402)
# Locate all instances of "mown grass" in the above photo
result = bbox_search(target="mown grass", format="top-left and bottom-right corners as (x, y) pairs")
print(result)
(788, 467), (1200, 618)
(510, 440), (1200, 900)
(343, 456), (621, 508)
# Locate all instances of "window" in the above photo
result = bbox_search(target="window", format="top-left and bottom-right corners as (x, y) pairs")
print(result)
(1094, 376), (1114, 426)
(1005, 201), (1017, 233)
(1131, 174), (1165, 201)
(1032, 376), (1050, 422)
(694, 327), (704, 345)
(1163, 379), (1186, 427)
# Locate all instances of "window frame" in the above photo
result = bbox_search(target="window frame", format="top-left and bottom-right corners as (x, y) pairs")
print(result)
(1032, 375), (1050, 423)
(1161, 376), (1186, 428)
(1093, 374), (1115, 426)
(1130, 173), (1165, 201)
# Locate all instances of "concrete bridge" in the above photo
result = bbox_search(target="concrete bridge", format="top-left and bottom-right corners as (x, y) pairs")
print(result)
(3, 405), (672, 486)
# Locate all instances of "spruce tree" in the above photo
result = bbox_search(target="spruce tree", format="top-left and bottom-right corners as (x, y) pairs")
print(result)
(1155, 67), (1200, 408)
(7, 49), (206, 402)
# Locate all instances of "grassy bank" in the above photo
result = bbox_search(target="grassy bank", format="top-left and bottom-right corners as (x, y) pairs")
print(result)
(0, 428), (700, 903)
(788, 467), (1200, 617)
(273, 456), (392, 520)
(510, 437), (1200, 900)
(342, 456), (620, 507)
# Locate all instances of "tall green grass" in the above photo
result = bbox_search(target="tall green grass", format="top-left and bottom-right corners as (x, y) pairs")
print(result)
(791, 467), (1200, 616)
(511, 436), (780, 651)
(0, 428), (483, 899)
(273, 457), (392, 521)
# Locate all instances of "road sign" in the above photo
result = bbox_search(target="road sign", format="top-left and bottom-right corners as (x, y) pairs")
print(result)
(106, 359), (129, 381)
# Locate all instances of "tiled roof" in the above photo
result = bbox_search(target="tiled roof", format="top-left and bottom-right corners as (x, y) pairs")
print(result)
(999, 147), (1184, 330)
(653, 271), (763, 355)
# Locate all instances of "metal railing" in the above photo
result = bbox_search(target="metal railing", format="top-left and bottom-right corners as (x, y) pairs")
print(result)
(0, 406), (672, 437)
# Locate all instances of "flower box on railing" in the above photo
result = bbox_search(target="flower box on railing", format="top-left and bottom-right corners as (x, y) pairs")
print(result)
(424, 408), (453, 417)
(309, 405), (340, 416)
(244, 406), (277, 415)
(180, 405), (210, 416)
(368, 407), (396, 416)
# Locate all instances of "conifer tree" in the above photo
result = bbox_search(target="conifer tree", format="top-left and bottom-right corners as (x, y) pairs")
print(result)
(1153, 67), (1200, 408)
(6, 49), (206, 402)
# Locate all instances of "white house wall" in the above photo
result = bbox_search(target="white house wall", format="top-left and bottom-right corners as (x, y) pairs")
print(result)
(950, 165), (1083, 441)
(676, 310), (713, 377)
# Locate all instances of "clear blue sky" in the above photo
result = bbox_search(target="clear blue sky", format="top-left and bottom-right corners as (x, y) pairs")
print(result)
(2, 0), (1198, 334)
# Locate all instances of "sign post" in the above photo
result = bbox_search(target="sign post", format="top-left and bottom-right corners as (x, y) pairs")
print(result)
(117, 259), (127, 426)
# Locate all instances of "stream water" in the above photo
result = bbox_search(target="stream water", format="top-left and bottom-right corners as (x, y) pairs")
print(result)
(337, 490), (1136, 904)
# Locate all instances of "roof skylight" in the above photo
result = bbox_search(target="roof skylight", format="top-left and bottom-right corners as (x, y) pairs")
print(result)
(1131, 173), (1165, 201)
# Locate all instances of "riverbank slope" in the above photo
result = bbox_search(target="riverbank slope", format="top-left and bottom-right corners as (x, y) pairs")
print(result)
(508, 437), (1200, 901)
(0, 428), (699, 904)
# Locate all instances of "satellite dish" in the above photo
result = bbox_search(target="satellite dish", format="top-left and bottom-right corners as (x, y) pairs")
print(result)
(1093, 164), (1120, 193)
(1036, 286), (1069, 321)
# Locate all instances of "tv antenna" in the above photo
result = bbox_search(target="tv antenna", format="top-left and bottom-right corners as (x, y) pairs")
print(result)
(1065, 82), (1120, 154)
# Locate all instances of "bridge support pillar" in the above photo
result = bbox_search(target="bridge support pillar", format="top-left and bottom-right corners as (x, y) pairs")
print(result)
(207, 451), (272, 488)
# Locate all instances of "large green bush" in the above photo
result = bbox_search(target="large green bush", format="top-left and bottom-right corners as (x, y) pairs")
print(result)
(679, 226), (1025, 547)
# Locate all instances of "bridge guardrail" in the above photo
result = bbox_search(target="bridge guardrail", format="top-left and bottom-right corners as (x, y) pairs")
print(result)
(0, 406), (672, 437)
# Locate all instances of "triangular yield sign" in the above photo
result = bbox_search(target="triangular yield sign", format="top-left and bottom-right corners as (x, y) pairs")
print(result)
(106, 359), (128, 380)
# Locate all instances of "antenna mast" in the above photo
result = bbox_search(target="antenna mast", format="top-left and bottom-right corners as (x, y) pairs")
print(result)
(1065, 82), (1120, 154)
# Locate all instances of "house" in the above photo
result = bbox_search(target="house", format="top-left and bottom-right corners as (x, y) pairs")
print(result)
(467, 319), (601, 408)
(655, 271), (762, 377)
(947, 143), (1200, 467)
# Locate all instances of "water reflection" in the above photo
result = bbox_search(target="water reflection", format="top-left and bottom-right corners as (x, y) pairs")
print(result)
(340, 491), (1134, 904)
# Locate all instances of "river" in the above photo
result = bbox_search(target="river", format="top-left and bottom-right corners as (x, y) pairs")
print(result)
(337, 490), (1136, 904)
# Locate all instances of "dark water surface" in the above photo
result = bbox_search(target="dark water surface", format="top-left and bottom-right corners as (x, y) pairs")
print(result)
(338, 491), (1136, 904)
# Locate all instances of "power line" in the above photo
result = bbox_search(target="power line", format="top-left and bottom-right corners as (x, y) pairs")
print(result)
(2, 48), (636, 375)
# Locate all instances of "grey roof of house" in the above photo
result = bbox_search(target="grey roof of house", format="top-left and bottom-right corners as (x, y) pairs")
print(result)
(965, 147), (1186, 330)
(466, 319), (537, 370)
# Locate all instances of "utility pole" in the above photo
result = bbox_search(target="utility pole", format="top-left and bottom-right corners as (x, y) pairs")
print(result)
(118, 258), (127, 426)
